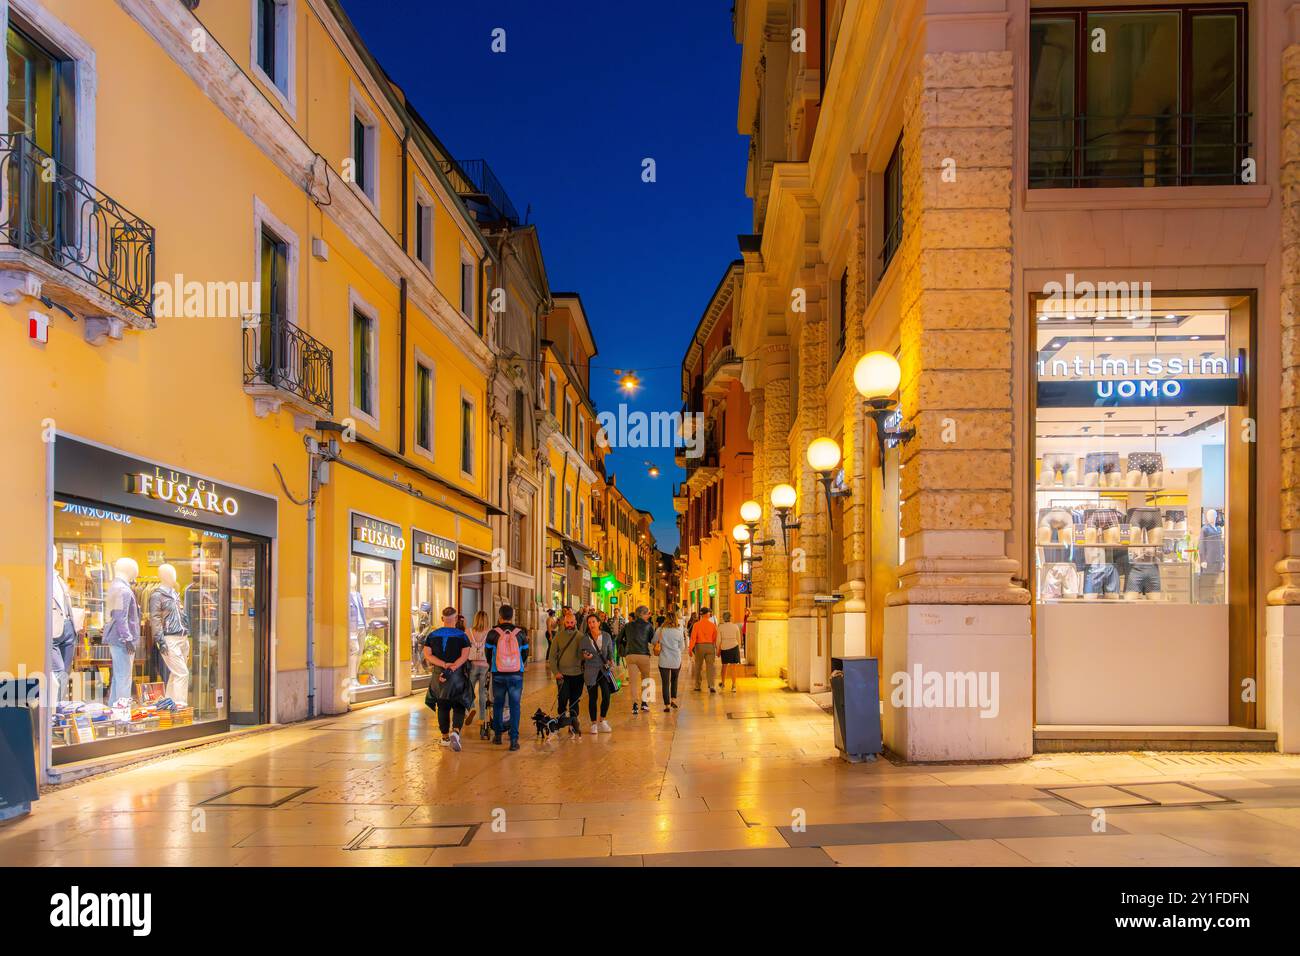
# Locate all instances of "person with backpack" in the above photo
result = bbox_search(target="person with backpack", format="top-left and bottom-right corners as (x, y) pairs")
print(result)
(580, 611), (616, 734)
(465, 609), (493, 739)
(547, 607), (585, 737)
(484, 604), (529, 751)
(423, 607), (473, 751)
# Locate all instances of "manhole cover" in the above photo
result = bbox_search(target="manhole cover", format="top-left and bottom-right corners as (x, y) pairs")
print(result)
(1045, 782), (1232, 810)
(347, 824), (478, 850)
(727, 711), (775, 719)
(197, 785), (316, 808)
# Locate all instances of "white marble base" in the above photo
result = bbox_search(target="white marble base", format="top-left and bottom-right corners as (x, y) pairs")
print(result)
(1266, 606), (1300, 753)
(786, 615), (831, 693)
(883, 604), (1032, 761)
(274, 668), (310, 724)
(753, 617), (788, 679)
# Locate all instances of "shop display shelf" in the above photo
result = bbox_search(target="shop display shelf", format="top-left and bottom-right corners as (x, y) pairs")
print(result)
(1035, 484), (1166, 493)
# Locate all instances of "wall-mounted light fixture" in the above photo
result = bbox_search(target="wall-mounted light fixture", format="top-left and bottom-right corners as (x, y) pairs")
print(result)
(853, 351), (916, 471)
(806, 436), (851, 528)
(769, 483), (800, 551)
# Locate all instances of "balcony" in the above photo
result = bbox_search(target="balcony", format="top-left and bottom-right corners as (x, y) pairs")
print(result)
(438, 158), (520, 227)
(0, 134), (155, 342)
(672, 483), (687, 514)
(702, 344), (741, 396)
(1029, 113), (1252, 189)
(242, 314), (334, 420)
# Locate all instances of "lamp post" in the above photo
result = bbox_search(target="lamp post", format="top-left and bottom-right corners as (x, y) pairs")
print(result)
(769, 483), (800, 551)
(806, 436), (851, 528)
(853, 351), (916, 471)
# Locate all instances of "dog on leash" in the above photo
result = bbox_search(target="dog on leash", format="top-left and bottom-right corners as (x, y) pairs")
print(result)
(532, 708), (577, 740)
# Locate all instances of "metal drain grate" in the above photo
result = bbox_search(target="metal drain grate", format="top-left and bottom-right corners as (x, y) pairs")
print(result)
(197, 785), (316, 808)
(1140, 754), (1271, 767)
(1044, 781), (1233, 810)
(726, 711), (775, 720)
(308, 722), (381, 732)
(346, 823), (479, 850)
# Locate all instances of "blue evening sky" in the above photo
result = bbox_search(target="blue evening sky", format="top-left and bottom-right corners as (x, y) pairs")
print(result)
(338, 0), (752, 551)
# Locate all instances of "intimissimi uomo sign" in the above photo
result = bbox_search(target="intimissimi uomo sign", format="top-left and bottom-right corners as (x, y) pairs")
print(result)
(352, 512), (405, 561)
(1037, 353), (1246, 408)
(54, 435), (277, 538)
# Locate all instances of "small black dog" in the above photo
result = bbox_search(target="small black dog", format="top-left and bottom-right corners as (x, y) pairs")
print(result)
(532, 708), (577, 740)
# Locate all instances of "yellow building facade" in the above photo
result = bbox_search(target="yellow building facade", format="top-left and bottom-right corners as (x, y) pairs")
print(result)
(0, 0), (498, 779)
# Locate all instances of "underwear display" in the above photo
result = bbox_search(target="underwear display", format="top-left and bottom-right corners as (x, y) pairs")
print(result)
(1083, 451), (1121, 475)
(1126, 563), (1162, 595)
(1040, 563), (1080, 600)
(1084, 508), (1123, 529)
(1037, 508), (1075, 545)
(1128, 506), (1162, 537)
(1126, 451), (1164, 475)
(1083, 563), (1121, 596)
(1040, 454), (1076, 485)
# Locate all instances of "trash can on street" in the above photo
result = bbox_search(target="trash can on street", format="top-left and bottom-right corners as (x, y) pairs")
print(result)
(830, 656), (881, 763)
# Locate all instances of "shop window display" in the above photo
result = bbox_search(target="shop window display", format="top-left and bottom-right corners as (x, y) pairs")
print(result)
(51, 502), (228, 748)
(410, 566), (451, 681)
(348, 557), (394, 692)
(1034, 307), (1235, 605)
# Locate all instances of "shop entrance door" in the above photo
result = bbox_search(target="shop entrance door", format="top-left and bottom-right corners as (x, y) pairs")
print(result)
(228, 539), (267, 725)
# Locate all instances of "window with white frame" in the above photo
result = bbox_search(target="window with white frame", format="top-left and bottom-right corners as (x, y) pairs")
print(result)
(414, 192), (434, 272)
(350, 91), (378, 205)
(349, 291), (379, 426)
(563, 396), (573, 443)
(253, 0), (293, 109)
(459, 247), (477, 323)
(578, 416), (586, 456)
(414, 357), (434, 453)
(460, 394), (475, 476)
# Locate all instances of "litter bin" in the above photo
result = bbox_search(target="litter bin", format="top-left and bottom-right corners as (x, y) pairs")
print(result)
(830, 656), (881, 763)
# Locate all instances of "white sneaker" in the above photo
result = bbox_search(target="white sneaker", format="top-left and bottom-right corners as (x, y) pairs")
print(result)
(598, 720), (612, 733)
(449, 730), (462, 752)
(588, 721), (599, 734)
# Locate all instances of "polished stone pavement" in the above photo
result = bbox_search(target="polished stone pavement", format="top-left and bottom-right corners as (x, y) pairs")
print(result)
(6, 663), (1300, 866)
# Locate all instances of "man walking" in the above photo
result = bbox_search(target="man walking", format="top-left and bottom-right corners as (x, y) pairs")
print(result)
(621, 605), (657, 715)
(689, 607), (719, 693)
(547, 607), (585, 736)
(484, 604), (528, 751)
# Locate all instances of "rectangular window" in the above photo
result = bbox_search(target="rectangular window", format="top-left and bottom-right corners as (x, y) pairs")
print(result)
(415, 198), (433, 271)
(549, 372), (558, 416)
(548, 471), (557, 527)
(563, 396), (573, 443)
(881, 135), (903, 272)
(513, 388), (525, 453)
(578, 416), (586, 456)
(415, 361), (433, 452)
(259, 227), (288, 319)
(255, 0), (291, 98)
(578, 500), (586, 544)
(352, 111), (376, 201)
(564, 487), (572, 535)
(460, 397), (474, 475)
(351, 307), (375, 418)
(836, 269), (848, 362)
(510, 510), (525, 567)
(460, 253), (476, 322)
(1028, 5), (1247, 188)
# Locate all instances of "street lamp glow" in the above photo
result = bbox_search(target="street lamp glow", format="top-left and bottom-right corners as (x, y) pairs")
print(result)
(770, 483), (797, 510)
(732, 523), (751, 543)
(739, 499), (762, 523)
(807, 436), (842, 473)
(853, 351), (902, 401)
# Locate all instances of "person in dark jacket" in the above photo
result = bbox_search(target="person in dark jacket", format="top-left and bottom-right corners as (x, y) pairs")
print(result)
(424, 607), (473, 751)
(621, 605), (657, 715)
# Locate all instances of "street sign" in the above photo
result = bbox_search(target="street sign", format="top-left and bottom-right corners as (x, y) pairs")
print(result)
(735, 579), (751, 594)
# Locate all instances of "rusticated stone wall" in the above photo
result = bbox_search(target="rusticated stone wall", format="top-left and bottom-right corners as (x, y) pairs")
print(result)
(1273, 45), (1300, 604)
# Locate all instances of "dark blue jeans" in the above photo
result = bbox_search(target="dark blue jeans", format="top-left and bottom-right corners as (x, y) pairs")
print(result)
(491, 672), (524, 742)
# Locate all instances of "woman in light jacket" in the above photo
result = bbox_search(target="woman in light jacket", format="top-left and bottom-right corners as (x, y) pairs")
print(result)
(580, 612), (615, 734)
(655, 615), (686, 712)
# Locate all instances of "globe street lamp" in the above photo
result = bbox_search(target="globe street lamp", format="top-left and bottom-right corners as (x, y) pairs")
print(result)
(770, 482), (800, 551)
(853, 351), (916, 471)
(807, 436), (851, 528)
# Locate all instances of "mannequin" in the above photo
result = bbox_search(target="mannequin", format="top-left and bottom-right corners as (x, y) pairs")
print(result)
(347, 570), (366, 692)
(1199, 508), (1225, 604)
(150, 563), (191, 706)
(50, 545), (77, 703)
(103, 557), (141, 704)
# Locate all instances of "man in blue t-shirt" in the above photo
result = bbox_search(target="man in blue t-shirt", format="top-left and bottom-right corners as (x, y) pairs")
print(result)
(423, 606), (472, 751)
(484, 604), (529, 751)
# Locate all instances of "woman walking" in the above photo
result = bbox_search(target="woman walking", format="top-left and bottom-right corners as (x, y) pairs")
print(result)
(547, 607), (585, 737)
(655, 613), (686, 712)
(465, 609), (492, 738)
(580, 612), (615, 734)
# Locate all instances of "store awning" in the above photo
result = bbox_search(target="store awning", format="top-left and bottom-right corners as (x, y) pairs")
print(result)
(563, 540), (590, 571)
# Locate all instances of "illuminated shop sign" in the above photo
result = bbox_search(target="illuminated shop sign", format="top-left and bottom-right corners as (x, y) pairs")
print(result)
(59, 503), (132, 524)
(352, 513), (405, 561)
(412, 529), (456, 570)
(1036, 354), (1246, 408)
(53, 436), (277, 538)
(127, 473), (240, 518)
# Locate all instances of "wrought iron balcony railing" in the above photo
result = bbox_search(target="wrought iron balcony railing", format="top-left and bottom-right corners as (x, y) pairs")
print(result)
(1029, 112), (1252, 188)
(0, 133), (155, 319)
(242, 314), (334, 414)
(438, 157), (520, 226)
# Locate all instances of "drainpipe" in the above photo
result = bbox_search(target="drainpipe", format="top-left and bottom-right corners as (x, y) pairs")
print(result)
(305, 442), (320, 718)
(399, 126), (410, 455)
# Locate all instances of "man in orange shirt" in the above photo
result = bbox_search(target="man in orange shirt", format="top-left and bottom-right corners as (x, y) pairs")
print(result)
(688, 607), (719, 693)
